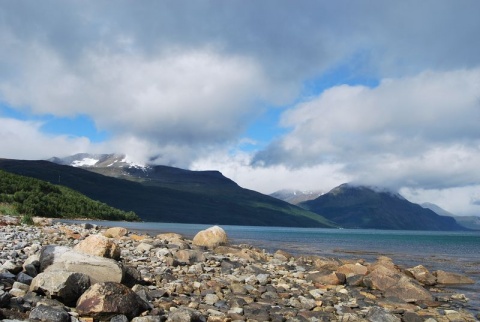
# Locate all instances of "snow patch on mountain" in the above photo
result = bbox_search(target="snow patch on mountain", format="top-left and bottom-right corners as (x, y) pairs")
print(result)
(72, 157), (99, 167)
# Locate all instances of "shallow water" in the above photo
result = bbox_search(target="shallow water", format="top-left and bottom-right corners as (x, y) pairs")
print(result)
(60, 220), (480, 315)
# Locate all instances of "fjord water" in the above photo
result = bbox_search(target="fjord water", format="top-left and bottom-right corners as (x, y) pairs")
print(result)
(62, 220), (480, 313)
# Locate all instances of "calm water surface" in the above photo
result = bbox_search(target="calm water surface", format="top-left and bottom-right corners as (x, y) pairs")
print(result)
(61, 220), (480, 314)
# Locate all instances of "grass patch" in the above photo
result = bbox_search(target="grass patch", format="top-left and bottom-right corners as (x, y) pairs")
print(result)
(0, 203), (19, 216)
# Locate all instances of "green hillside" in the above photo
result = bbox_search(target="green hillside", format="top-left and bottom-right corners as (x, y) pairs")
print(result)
(0, 159), (334, 228)
(0, 169), (140, 222)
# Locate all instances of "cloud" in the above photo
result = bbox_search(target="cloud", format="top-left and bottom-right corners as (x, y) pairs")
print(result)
(0, 118), (92, 160)
(0, 29), (271, 164)
(191, 151), (350, 194)
(254, 68), (480, 189)
(401, 186), (480, 217)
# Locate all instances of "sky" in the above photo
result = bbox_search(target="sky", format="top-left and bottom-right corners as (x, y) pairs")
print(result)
(1, 1), (480, 216)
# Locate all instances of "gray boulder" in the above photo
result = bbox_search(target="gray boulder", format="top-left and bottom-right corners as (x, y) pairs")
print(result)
(30, 270), (90, 306)
(166, 307), (206, 322)
(366, 307), (400, 322)
(29, 304), (70, 322)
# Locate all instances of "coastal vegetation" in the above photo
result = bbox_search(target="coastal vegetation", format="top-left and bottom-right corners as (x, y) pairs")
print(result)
(0, 169), (140, 222)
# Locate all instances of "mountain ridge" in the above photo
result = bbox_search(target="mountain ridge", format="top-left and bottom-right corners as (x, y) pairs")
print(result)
(300, 183), (466, 231)
(270, 189), (324, 205)
(0, 157), (333, 228)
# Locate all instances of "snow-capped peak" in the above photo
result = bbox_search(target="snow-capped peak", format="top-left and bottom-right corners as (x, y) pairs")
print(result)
(48, 153), (148, 170)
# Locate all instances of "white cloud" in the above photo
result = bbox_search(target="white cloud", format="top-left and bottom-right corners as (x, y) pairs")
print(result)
(254, 68), (480, 191)
(0, 30), (271, 164)
(401, 186), (480, 217)
(0, 118), (92, 160)
(192, 151), (350, 194)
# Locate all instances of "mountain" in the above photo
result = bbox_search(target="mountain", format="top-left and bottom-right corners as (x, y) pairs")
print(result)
(48, 153), (147, 170)
(270, 189), (324, 205)
(299, 183), (466, 231)
(422, 202), (480, 230)
(0, 169), (139, 221)
(0, 157), (334, 228)
(421, 202), (456, 217)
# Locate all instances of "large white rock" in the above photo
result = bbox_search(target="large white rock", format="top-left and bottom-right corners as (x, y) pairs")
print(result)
(192, 226), (228, 248)
(45, 250), (124, 284)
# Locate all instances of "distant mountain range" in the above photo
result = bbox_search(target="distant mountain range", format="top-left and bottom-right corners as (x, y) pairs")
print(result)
(270, 189), (324, 205)
(0, 155), (333, 228)
(0, 153), (472, 230)
(421, 202), (480, 230)
(297, 184), (466, 231)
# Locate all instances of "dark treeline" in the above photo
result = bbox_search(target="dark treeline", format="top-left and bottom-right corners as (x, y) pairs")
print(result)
(0, 170), (140, 221)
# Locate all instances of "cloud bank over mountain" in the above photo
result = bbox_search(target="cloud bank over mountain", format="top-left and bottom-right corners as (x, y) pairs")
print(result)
(1, 1), (480, 215)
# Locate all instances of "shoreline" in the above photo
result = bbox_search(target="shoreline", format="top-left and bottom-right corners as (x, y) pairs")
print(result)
(1, 217), (479, 321)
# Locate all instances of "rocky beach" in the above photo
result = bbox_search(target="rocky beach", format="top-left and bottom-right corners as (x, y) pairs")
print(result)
(0, 216), (478, 322)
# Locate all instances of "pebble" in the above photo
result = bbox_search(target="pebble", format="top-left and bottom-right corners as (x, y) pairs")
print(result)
(0, 217), (477, 322)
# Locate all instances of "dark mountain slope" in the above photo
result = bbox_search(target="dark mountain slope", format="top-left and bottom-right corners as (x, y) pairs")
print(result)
(0, 159), (333, 227)
(300, 184), (465, 231)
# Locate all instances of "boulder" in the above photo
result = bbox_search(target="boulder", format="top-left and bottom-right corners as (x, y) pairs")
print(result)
(2, 260), (22, 274)
(16, 271), (34, 285)
(407, 265), (436, 286)
(274, 250), (293, 261)
(307, 271), (346, 285)
(30, 270), (90, 306)
(38, 245), (71, 272)
(136, 242), (154, 253)
(74, 234), (121, 260)
(166, 307), (206, 322)
(363, 265), (401, 291)
(103, 227), (128, 238)
(45, 250), (123, 284)
(337, 263), (368, 277)
(214, 245), (266, 262)
(76, 282), (150, 320)
(174, 249), (205, 265)
(383, 276), (433, 302)
(29, 304), (70, 322)
(32, 217), (53, 226)
(156, 233), (184, 243)
(434, 270), (474, 285)
(366, 306), (400, 322)
(192, 226), (228, 248)
(311, 256), (342, 271)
